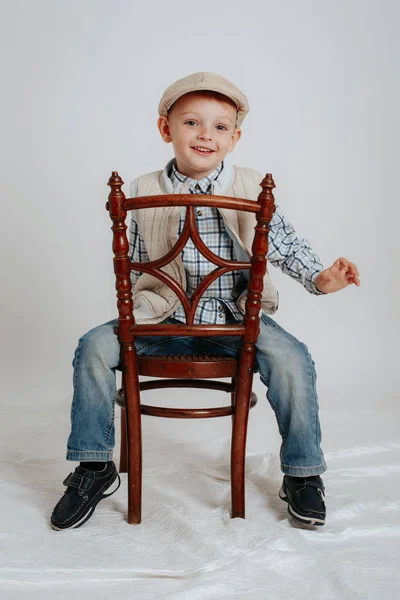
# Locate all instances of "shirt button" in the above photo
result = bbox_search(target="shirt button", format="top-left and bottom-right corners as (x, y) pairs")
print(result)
(197, 210), (203, 216)
(218, 305), (223, 312)
(218, 314), (223, 319)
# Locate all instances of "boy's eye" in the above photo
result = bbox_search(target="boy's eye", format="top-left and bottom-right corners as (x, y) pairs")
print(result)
(185, 120), (197, 126)
(216, 125), (228, 131)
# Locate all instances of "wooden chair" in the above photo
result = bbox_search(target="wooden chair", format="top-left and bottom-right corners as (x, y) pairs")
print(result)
(106, 172), (276, 524)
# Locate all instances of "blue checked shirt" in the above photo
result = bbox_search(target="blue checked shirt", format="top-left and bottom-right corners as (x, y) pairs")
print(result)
(128, 161), (324, 324)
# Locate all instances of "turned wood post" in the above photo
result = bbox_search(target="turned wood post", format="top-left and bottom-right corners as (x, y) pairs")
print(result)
(106, 172), (142, 524)
(231, 174), (276, 518)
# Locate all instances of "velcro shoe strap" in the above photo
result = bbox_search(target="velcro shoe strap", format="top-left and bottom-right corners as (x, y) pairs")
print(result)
(63, 472), (94, 494)
(304, 480), (324, 490)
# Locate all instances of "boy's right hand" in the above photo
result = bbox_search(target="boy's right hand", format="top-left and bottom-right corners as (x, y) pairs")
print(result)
(315, 258), (360, 294)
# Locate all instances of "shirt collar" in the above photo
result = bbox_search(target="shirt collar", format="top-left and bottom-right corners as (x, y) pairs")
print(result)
(170, 160), (224, 194)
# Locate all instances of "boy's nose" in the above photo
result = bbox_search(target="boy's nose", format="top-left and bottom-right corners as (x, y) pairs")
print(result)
(197, 128), (212, 141)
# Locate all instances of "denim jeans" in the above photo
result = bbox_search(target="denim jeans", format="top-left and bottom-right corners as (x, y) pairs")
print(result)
(67, 315), (326, 476)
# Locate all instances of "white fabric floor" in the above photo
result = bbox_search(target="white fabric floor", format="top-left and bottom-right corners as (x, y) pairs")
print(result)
(1, 394), (400, 600)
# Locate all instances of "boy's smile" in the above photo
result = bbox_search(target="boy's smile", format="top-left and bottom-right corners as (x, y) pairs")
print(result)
(158, 92), (242, 181)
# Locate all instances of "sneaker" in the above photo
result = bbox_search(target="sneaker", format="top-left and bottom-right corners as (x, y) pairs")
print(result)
(50, 461), (120, 530)
(279, 475), (326, 526)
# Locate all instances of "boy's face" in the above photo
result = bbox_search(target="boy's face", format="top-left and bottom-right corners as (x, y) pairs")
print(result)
(158, 93), (242, 181)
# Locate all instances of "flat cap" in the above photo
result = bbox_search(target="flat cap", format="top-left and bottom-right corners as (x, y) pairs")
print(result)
(158, 72), (249, 127)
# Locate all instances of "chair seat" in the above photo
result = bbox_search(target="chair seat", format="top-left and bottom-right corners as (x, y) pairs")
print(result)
(137, 354), (237, 378)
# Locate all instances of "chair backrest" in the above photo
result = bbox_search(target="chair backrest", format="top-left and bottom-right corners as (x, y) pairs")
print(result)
(106, 173), (276, 352)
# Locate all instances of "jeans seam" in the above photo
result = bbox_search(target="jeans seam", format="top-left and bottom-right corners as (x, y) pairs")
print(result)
(281, 462), (326, 469)
(66, 450), (113, 462)
(67, 450), (110, 453)
(259, 372), (286, 469)
(71, 340), (83, 423)
(258, 372), (285, 440)
(303, 343), (319, 449)
(104, 395), (115, 446)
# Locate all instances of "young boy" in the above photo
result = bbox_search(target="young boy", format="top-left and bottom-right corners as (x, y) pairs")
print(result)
(51, 72), (360, 530)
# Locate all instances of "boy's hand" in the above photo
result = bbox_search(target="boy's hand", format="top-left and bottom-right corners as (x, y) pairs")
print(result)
(315, 258), (360, 294)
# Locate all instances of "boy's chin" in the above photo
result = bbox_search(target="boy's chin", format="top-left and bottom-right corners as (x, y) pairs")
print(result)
(187, 156), (223, 174)
(175, 158), (220, 180)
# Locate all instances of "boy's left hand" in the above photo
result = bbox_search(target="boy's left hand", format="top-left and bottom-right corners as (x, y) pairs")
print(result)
(315, 257), (360, 294)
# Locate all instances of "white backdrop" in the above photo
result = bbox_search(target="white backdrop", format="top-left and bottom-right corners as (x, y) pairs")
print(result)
(1, 2), (400, 598)
(1, 0), (398, 417)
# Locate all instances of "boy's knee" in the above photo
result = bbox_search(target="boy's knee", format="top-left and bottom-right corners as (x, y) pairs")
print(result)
(73, 322), (120, 369)
(257, 327), (314, 382)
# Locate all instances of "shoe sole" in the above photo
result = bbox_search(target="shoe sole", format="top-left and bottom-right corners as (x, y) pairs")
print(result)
(51, 471), (120, 530)
(279, 485), (325, 527)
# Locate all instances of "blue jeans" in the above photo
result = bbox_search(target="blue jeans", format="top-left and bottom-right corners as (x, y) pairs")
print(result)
(67, 315), (326, 477)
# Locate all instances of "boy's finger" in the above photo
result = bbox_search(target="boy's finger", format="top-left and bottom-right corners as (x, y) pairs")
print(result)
(348, 262), (358, 274)
(347, 274), (360, 286)
(350, 265), (360, 284)
(338, 257), (349, 270)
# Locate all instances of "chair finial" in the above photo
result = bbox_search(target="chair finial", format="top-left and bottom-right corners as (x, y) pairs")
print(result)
(108, 171), (124, 189)
(106, 172), (125, 212)
(260, 173), (275, 192)
(257, 173), (276, 222)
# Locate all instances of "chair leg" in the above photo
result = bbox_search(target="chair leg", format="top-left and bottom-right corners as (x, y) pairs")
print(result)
(231, 370), (253, 519)
(230, 377), (236, 426)
(119, 408), (128, 473)
(122, 352), (143, 525)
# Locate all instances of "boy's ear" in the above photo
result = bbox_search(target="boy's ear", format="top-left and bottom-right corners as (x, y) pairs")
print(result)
(157, 116), (172, 143)
(228, 128), (242, 153)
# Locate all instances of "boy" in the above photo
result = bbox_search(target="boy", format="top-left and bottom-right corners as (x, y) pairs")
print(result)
(51, 72), (360, 530)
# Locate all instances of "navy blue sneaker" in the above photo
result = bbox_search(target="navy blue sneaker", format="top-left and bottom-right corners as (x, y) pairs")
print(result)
(51, 461), (120, 530)
(279, 475), (326, 526)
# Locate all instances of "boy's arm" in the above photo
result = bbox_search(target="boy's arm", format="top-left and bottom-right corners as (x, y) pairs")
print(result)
(267, 206), (360, 294)
(268, 205), (324, 294)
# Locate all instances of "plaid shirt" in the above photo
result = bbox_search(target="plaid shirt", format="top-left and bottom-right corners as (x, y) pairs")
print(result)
(171, 162), (243, 324)
(128, 161), (324, 323)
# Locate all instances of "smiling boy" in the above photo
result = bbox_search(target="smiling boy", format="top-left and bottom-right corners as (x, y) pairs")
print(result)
(51, 72), (359, 530)
(158, 90), (241, 179)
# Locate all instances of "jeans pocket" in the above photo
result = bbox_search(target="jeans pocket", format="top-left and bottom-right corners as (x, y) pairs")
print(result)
(261, 313), (276, 328)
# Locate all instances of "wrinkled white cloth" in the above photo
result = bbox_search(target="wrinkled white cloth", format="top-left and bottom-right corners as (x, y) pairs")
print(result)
(1, 398), (400, 600)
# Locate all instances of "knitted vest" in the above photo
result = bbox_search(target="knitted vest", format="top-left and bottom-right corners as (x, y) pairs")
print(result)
(129, 162), (278, 323)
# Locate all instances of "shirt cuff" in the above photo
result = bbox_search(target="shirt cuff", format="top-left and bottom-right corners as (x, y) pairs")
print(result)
(309, 270), (326, 295)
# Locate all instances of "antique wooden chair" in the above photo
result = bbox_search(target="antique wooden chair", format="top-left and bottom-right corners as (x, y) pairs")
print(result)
(106, 172), (276, 524)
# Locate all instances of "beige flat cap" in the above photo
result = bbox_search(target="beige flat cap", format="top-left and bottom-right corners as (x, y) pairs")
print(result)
(158, 72), (249, 127)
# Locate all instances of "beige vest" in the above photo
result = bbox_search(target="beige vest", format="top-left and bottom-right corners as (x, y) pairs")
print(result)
(129, 163), (278, 323)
